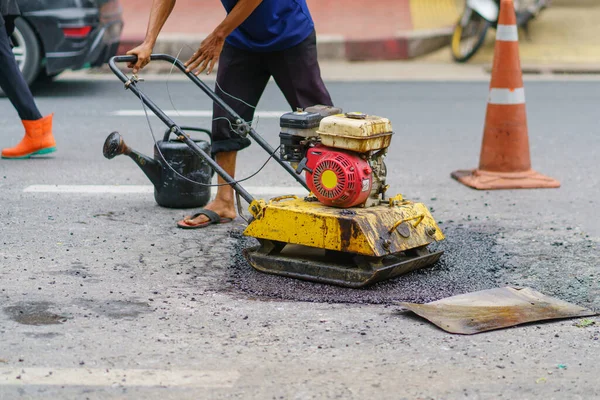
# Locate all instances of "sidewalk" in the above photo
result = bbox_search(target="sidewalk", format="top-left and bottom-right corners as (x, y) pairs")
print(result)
(117, 0), (460, 61)
(422, 2), (600, 68)
(113, 0), (600, 73)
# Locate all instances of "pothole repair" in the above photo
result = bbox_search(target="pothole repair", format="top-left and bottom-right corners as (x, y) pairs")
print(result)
(223, 224), (505, 305)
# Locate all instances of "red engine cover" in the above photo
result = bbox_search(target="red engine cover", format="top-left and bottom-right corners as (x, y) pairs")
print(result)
(305, 145), (372, 208)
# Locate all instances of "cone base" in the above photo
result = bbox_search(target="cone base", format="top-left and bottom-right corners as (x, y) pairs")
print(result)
(451, 169), (560, 190)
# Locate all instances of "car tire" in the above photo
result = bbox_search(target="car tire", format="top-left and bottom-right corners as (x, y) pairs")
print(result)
(0, 17), (42, 97)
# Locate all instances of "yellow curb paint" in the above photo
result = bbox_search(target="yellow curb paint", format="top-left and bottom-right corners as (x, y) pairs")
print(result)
(421, 5), (600, 65)
(409, 0), (462, 31)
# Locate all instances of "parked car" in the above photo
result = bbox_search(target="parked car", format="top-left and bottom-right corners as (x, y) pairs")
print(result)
(6, 0), (123, 89)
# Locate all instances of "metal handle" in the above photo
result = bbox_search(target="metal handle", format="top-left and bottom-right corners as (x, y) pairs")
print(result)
(108, 54), (309, 193)
(388, 214), (425, 234)
(163, 126), (212, 143)
(109, 54), (254, 205)
(110, 54), (247, 133)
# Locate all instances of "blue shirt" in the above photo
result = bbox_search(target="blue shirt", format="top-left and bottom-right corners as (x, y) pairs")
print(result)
(220, 0), (314, 52)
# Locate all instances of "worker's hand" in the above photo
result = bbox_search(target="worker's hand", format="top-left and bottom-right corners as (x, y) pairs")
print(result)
(126, 42), (153, 74)
(184, 32), (225, 76)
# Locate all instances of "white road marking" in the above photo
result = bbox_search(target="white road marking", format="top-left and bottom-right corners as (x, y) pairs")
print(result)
(23, 185), (309, 196)
(59, 67), (600, 83)
(0, 368), (239, 387)
(112, 110), (289, 118)
(24, 185), (153, 194)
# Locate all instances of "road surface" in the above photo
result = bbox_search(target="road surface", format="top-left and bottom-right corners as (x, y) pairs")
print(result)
(0, 76), (598, 399)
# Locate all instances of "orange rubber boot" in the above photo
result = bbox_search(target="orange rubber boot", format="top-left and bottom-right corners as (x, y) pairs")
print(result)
(1, 114), (57, 159)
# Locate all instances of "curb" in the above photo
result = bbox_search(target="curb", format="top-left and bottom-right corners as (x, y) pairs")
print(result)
(344, 29), (453, 61)
(494, 64), (600, 75)
(116, 30), (453, 64)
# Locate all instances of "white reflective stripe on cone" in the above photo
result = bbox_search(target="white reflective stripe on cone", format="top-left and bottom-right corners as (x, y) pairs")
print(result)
(488, 88), (526, 105)
(496, 24), (519, 41)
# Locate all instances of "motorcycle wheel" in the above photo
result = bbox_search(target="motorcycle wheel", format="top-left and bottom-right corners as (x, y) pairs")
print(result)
(451, 11), (491, 63)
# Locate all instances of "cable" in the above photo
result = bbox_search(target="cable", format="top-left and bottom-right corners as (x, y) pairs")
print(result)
(166, 44), (259, 128)
(133, 78), (281, 188)
(166, 47), (185, 118)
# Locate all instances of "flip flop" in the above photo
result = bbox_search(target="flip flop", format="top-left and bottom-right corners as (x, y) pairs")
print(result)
(176, 209), (233, 229)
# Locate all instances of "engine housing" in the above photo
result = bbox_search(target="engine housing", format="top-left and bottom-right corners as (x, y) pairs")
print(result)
(280, 108), (393, 208)
(305, 145), (373, 208)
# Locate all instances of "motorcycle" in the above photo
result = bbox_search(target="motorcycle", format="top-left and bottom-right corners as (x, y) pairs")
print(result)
(451, 0), (550, 63)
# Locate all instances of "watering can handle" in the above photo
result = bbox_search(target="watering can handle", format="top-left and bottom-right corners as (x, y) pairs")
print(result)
(163, 126), (212, 143)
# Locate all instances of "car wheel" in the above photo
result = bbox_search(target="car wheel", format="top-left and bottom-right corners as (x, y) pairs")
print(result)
(0, 18), (42, 96)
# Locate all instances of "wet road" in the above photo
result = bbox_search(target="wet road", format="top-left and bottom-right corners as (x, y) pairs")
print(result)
(0, 77), (598, 399)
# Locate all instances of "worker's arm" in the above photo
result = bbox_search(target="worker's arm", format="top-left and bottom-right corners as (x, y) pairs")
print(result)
(126, 0), (177, 73)
(185, 0), (263, 75)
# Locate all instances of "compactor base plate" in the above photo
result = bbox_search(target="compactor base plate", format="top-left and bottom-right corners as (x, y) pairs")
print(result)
(243, 239), (443, 288)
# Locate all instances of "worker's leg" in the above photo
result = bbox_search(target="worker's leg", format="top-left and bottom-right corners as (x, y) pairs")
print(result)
(178, 43), (270, 228)
(268, 30), (334, 109)
(0, 15), (42, 121)
(0, 15), (56, 159)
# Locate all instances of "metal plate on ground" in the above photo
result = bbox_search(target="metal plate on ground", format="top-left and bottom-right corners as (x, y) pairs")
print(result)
(400, 286), (598, 335)
(243, 243), (443, 288)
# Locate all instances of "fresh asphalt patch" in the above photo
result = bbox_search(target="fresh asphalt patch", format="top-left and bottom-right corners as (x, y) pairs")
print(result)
(221, 223), (501, 305)
(216, 223), (599, 310)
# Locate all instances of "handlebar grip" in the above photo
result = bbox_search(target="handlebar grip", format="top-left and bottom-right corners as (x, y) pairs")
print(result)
(108, 54), (187, 83)
(109, 54), (181, 67)
(109, 54), (178, 83)
(111, 54), (138, 64)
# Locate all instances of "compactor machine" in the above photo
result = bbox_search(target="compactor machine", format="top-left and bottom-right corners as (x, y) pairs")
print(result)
(107, 54), (445, 288)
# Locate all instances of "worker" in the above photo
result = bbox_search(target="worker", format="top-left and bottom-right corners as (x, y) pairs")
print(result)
(127, 0), (334, 228)
(0, 0), (56, 159)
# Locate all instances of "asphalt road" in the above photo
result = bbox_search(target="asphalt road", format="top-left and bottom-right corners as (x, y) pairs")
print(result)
(0, 77), (598, 399)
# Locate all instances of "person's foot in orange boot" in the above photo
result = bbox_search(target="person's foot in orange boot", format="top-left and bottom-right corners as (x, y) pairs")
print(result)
(1, 114), (57, 159)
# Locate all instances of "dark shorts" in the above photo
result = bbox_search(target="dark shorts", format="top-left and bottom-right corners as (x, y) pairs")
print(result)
(211, 30), (333, 155)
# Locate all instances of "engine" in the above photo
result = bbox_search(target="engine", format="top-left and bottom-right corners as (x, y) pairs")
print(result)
(280, 106), (393, 208)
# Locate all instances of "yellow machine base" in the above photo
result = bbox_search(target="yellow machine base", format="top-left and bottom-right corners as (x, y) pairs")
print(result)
(244, 196), (444, 258)
(242, 195), (445, 288)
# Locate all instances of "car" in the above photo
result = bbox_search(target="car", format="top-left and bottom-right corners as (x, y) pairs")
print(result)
(4, 0), (123, 90)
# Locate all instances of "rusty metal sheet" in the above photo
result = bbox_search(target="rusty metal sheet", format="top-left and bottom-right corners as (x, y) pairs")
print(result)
(400, 287), (598, 335)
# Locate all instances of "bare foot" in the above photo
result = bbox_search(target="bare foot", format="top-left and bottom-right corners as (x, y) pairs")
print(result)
(180, 198), (237, 227)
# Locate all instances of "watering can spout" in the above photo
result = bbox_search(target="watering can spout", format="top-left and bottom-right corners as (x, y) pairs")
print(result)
(102, 131), (162, 188)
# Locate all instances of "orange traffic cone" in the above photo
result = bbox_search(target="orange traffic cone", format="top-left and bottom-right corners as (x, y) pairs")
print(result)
(451, 0), (560, 190)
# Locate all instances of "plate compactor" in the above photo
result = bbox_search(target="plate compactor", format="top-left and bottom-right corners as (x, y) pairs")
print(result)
(108, 54), (445, 288)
